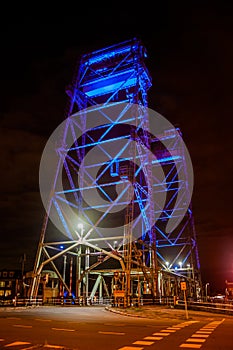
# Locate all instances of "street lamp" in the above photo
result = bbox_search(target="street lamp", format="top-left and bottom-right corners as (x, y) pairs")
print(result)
(76, 223), (84, 240)
(76, 223), (84, 299)
(205, 282), (210, 301)
(78, 223), (84, 237)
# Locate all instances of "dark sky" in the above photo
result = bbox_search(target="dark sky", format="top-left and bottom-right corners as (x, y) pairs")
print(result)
(0, 3), (232, 294)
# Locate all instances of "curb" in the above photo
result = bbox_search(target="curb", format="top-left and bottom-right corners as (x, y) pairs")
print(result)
(105, 306), (146, 318)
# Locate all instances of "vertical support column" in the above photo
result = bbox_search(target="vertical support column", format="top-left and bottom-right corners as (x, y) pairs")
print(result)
(151, 237), (158, 297)
(99, 276), (103, 301)
(76, 245), (82, 298)
(69, 257), (73, 297)
(63, 255), (67, 296)
(84, 247), (90, 302)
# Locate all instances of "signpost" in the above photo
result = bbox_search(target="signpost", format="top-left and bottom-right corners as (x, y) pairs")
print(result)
(180, 281), (189, 319)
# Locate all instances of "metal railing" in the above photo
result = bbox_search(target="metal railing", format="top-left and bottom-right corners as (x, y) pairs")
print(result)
(176, 299), (233, 315)
(1, 296), (232, 316)
(0, 297), (43, 307)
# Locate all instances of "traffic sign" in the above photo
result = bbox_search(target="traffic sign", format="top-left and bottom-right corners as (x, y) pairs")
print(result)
(180, 281), (187, 290)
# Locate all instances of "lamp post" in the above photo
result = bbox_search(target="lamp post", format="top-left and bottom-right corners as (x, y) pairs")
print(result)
(62, 254), (67, 297)
(205, 282), (209, 301)
(78, 223), (84, 238)
(76, 223), (84, 299)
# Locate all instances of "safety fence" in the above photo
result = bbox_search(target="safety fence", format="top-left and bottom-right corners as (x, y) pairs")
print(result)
(0, 296), (172, 307)
(0, 297), (43, 307)
(1, 297), (233, 315)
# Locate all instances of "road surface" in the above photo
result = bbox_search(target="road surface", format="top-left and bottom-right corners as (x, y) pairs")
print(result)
(0, 306), (232, 349)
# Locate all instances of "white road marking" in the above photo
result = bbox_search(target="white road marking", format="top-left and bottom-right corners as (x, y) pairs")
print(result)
(195, 330), (212, 334)
(191, 334), (209, 338)
(201, 327), (215, 330)
(180, 344), (202, 348)
(98, 331), (125, 335)
(186, 338), (206, 343)
(169, 327), (181, 330)
(51, 327), (75, 332)
(13, 325), (32, 328)
(179, 318), (225, 349)
(118, 347), (144, 350)
(144, 336), (163, 340)
(133, 340), (154, 345)
(21, 346), (43, 350)
(4, 341), (31, 347)
(34, 318), (52, 322)
(104, 323), (126, 326)
(42, 345), (65, 349)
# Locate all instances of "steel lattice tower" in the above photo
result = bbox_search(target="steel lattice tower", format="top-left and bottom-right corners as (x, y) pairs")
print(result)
(29, 38), (202, 303)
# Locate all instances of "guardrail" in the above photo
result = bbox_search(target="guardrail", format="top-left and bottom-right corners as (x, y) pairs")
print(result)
(0, 298), (43, 307)
(1, 296), (232, 315)
(45, 297), (113, 306)
(176, 300), (233, 315)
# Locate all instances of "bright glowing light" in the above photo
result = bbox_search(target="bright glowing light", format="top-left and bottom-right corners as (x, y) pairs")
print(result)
(76, 223), (84, 238)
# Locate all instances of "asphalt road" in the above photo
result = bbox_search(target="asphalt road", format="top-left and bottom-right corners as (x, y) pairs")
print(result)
(0, 306), (232, 349)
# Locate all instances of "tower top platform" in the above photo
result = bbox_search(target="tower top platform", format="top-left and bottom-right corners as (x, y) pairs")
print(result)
(78, 37), (152, 99)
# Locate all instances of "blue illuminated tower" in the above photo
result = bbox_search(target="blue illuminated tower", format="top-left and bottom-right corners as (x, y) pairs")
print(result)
(30, 38), (202, 303)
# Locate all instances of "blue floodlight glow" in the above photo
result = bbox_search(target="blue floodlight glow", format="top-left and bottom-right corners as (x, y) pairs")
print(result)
(82, 70), (137, 97)
(64, 39), (199, 278)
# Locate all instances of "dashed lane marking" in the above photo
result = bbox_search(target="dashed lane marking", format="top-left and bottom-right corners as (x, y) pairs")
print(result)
(98, 331), (125, 335)
(13, 325), (32, 328)
(34, 318), (52, 322)
(104, 323), (126, 326)
(41, 345), (66, 349)
(118, 347), (144, 350)
(51, 328), (75, 332)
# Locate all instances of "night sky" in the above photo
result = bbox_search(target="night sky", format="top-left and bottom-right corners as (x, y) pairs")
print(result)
(0, 3), (232, 294)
